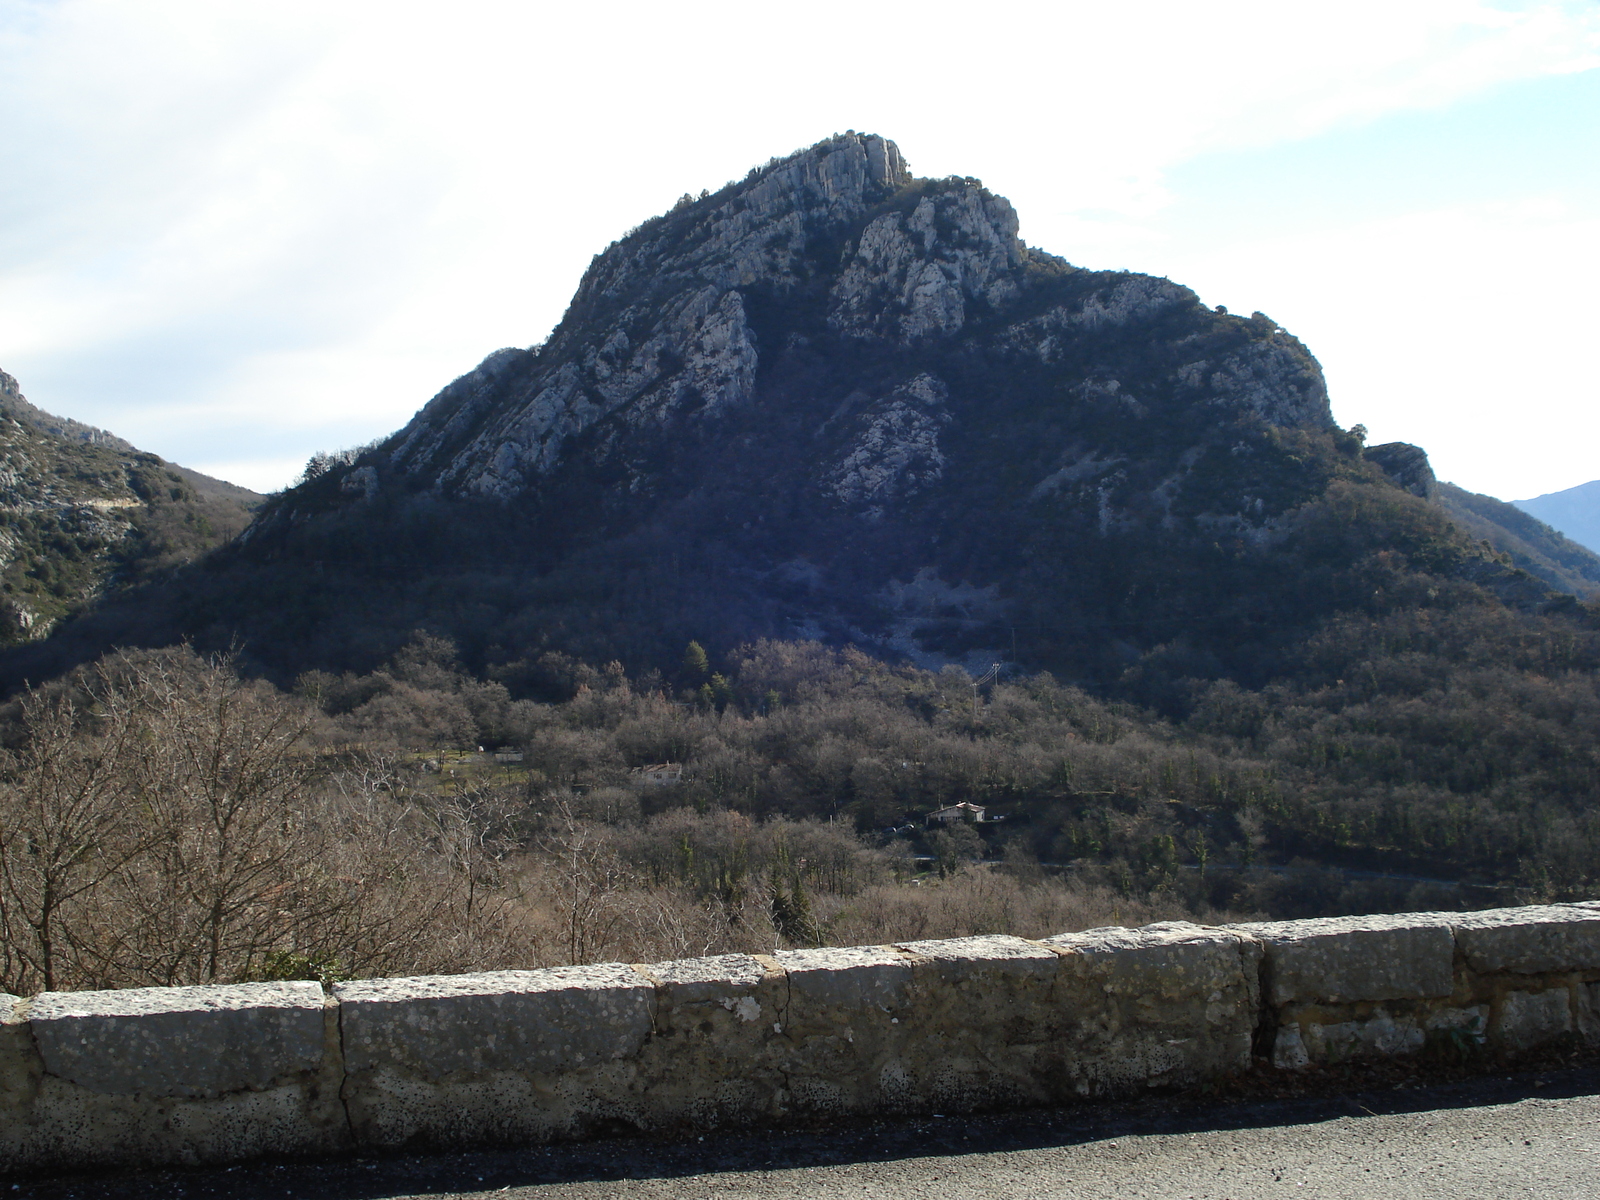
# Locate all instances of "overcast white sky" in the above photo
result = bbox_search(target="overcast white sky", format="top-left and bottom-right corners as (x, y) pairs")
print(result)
(0, 0), (1596, 500)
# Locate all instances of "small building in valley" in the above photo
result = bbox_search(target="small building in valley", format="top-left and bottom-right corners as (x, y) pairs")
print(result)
(630, 763), (684, 786)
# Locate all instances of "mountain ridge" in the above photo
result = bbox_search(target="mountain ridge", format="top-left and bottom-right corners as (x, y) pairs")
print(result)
(1514, 478), (1600, 557)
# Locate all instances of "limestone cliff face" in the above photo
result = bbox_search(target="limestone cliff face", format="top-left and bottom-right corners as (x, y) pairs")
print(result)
(372, 133), (1331, 518)
(387, 135), (913, 499)
(827, 187), (1023, 342)
(824, 373), (952, 520)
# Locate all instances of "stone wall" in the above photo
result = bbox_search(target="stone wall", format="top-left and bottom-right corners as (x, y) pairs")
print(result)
(3, 902), (1599, 1173)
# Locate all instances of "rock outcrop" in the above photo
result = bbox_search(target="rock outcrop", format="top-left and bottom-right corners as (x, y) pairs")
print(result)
(1365, 442), (1437, 499)
(388, 135), (914, 499)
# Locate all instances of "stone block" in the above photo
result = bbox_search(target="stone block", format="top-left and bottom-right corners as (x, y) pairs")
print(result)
(1046, 922), (1262, 1002)
(1428, 1004), (1490, 1034)
(28, 982), (326, 1098)
(863, 936), (1067, 1112)
(335, 965), (653, 1079)
(1496, 988), (1573, 1051)
(335, 964), (655, 1149)
(0, 992), (36, 1090)
(631, 954), (789, 1128)
(0, 994), (41, 1165)
(767, 946), (915, 1117)
(1280, 1003), (1486, 1069)
(642, 953), (772, 1004)
(1453, 905), (1600, 975)
(1304, 1009), (1424, 1061)
(896, 934), (1061, 981)
(1272, 1025), (1309, 1069)
(1043, 922), (1262, 1093)
(1238, 913), (1454, 1005)
(775, 945), (914, 1018)
(13, 982), (345, 1170)
(894, 935), (1062, 1046)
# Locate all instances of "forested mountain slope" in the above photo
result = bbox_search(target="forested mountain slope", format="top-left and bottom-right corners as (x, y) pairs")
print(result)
(0, 369), (259, 644)
(1357, 439), (1600, 596)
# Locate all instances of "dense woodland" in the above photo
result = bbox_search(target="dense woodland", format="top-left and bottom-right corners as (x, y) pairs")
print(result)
(4, 590), (1597, 994)
(295, 622), (1600, 905)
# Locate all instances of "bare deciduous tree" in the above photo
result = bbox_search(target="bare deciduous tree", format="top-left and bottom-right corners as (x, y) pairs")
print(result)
(0, 678), (154, 992)
(0, 649), (539, 993)
(538, 803), (635, 966)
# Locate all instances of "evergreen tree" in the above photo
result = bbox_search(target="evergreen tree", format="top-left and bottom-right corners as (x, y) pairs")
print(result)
(683, 640), (709, 677)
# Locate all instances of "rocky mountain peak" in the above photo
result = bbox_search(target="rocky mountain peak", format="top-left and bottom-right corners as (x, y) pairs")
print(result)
(32, 136), (1598, 694)
(379, 133), (1054, 499)
(211, 133), (1448, 681)
(369, 133), (1331, 511)
(1365, 441), (1437, 498)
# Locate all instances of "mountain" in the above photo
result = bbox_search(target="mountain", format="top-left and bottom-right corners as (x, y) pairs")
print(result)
(1514, 480), (1600, 557)
(4, 133), (1595, 696)
(1354, 441), (1600, 596)
(0, 368), (261, 644)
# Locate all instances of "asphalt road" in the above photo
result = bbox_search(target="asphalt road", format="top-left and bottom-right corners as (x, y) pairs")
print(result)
(11, 1066), (1600, 1200)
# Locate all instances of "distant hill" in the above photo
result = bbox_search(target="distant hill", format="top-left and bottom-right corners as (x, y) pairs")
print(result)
(1514, 480), (1600, 557)
(0, 368), (262, 644)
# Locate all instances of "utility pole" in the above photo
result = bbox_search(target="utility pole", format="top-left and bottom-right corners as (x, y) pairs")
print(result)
(971, 662), (1000, 722)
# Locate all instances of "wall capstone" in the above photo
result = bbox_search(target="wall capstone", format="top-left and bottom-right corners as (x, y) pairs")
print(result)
(1452, 905), (1600, 975)
(28, 981), (326, 1098)
(12, 981), (345, 1168)
(1237, 913), (1456, 1005)
(1043, 922), (1262, 1092)
(334, 965), (655, 1149)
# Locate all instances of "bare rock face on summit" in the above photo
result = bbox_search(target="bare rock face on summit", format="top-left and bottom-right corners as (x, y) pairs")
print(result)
(387, 138), (911, 497)
(212, 132), (1587, 681)
(376, 134), (1327, 509)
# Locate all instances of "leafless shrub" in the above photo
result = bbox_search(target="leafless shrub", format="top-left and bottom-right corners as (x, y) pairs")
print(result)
(818, 867), (1240, 948)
